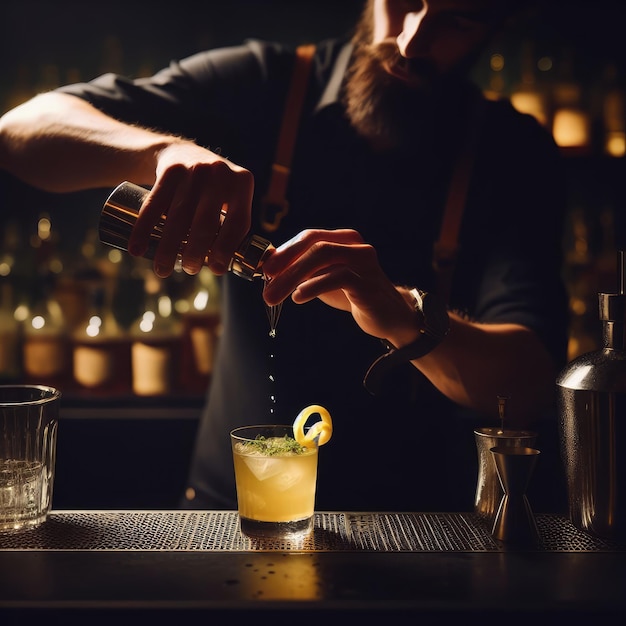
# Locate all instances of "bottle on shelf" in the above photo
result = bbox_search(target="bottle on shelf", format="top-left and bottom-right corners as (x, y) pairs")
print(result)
(600, 63), (625, 158)
(72, 282), (131, 395)
(550, 47), (591, 154)
(0, 220), (24, 383)
(130, 271), (182, 396)
(21, 270), (71, 389)
(21, 213), (72, 389)
(179, 266), (222, 394)
(481, 50), (506, 102)
(509, 40), (549, 128)
(0, 278), (21, 383)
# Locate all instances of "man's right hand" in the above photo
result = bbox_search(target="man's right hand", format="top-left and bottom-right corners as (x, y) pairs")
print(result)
(129, 141), (255, 278)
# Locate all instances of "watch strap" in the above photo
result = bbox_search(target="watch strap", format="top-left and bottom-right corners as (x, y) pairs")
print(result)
(363, 289), (449, 396)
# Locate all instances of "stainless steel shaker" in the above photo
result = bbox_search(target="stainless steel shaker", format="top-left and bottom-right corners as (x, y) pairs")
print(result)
(99, 181), (273, 281)
(557, 250), (626, 539)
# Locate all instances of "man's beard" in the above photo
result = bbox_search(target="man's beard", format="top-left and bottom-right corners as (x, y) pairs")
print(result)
(343, 40), (444, 152)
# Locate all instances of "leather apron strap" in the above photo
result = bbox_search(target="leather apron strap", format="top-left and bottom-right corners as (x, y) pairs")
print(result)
(433, 95), (486, 304)
(260, 44), (316, 233)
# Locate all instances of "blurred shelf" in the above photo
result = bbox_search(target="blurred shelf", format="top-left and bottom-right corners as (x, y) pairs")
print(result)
(59, 391), (206, 420)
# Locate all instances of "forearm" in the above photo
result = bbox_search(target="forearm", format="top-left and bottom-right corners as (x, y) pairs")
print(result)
(412, 314), (556, 427)
(0, 92), (181, 192)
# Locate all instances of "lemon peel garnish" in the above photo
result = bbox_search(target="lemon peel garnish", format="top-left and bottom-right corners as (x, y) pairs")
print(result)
(292, 404), (333, 448)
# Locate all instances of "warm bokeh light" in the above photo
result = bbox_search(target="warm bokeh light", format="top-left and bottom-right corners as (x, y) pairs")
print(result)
(606, 132), (626, 157)
(537, 56), (553, 72)
(552, 109), (590, 148)
(490, 53), (505, 72)
(37, 216), (52, 240)
(510, 91), (548, 126)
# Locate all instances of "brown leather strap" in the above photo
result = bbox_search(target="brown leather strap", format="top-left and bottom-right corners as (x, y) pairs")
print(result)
(260, 44), (316, 233)
(433, 95), (486, 304)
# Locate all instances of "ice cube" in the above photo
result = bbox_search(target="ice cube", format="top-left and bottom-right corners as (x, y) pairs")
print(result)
(272, 465), (304, 492)
(242, 455), (282, 481)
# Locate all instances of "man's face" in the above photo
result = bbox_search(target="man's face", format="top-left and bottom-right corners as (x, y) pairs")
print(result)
(372, 0), (499, 80)
(344, 0), (503, 150)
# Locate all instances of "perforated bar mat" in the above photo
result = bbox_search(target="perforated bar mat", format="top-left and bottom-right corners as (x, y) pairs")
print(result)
(0, 512), (624, 552)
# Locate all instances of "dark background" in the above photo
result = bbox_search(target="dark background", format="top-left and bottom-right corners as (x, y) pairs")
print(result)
(1, 1), (625, 113)
(2, 1), (625, 257)
(0, 0), (365, 111)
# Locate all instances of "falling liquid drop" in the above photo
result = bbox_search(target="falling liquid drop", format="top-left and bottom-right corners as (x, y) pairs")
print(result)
(268, 351), (277, 420)
(266, 302), (283, 338)
(263, 276), (283, 337)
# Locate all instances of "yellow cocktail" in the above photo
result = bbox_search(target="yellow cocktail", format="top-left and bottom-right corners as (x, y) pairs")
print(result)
(231, 425), (318, 539)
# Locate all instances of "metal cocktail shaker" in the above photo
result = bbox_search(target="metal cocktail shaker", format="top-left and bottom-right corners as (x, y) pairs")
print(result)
(556, 250), (626, 539)
(99, 181), (273, 281)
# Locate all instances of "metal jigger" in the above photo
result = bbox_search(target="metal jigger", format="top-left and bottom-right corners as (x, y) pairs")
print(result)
(474, 396), (537, 526)
(490, 446), (541, 545)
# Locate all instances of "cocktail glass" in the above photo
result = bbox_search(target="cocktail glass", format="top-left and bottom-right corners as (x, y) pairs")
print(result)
(0, 385), (60, 532)
(231, 424), (319, 540)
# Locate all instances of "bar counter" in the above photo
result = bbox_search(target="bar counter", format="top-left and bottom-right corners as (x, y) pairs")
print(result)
(1, 510), (625, 624)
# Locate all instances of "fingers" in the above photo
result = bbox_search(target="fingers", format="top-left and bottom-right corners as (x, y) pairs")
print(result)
(290, 265), (361, 304)
(262, 229), (378, 305)
(127, 180), (175, 258)
(262, 228), (410, 341)
(266, 228), (365, 268)
(194, 164), (253, 273)
(128, 158), (254, 278)
(170, 170), (225, 274)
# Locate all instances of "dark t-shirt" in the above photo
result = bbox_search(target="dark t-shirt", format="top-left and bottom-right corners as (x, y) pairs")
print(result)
(58, 38), (570, 512)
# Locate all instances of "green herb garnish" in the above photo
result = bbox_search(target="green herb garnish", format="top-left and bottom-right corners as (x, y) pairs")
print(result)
(242, 435), (307, 456)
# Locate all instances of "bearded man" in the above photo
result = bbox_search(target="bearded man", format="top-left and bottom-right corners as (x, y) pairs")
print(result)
(0, 0), (568, 513)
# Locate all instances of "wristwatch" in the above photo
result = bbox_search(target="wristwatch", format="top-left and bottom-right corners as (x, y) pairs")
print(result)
(363, 288), (450, 395)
